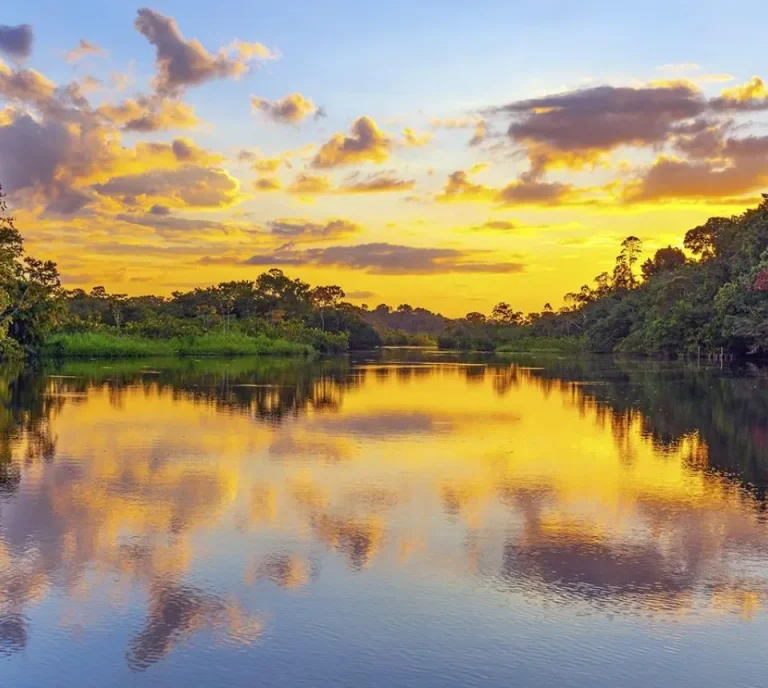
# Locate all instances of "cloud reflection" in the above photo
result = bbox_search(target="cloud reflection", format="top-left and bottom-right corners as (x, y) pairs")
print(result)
(2, 353), (768, 671)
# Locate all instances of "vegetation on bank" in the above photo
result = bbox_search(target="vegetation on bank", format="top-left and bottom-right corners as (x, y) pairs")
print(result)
(437, 196), (768, 356)
(0, 183), (373, 360)
(3, 176), (768, 360)
(43, 332), (314, 358)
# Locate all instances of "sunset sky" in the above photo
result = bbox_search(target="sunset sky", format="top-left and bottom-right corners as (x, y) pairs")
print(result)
(1, 1), (767, 315)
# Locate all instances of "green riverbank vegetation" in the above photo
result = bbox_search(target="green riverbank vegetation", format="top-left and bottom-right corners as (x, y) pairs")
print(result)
(3, 180), (768, 360)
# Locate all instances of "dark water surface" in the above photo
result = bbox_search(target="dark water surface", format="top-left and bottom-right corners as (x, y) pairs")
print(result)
(2, 350), (768, 687)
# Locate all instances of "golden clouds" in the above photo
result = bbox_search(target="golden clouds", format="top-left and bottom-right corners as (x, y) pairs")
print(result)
(98, 96), (200, 132)
(714, 76), (768, 110)
(312, 116), (392, 168)
(496, 83), (707, 154)
(244, 242), (525, 274)
(225, 39), (276, 61)
(0, 46), (236, 218)
(721, 76), (767, 101)
(287, 173), (333, 195)
(251, 92), (317, 124)
(403, 127), (433, 147)
(285, 171), (415, 196)
(93, 165), (244, 210)
(437, 168), (576, 207)
(266, 218), (362, 242)
(623, 151), (768, 203)
(0, 60), (56, 105)
(436, 170), (497, 203)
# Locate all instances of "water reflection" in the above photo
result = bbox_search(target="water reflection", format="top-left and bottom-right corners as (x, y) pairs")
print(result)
(127, 579), (261, 671)
(1, 353), (768, 678)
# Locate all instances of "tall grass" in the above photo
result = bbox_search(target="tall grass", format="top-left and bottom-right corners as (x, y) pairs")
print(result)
(43, 332), (313, 358)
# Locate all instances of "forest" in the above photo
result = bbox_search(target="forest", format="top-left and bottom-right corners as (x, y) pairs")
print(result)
(1, 181), (768, 359)
(438, 195), (768, 356)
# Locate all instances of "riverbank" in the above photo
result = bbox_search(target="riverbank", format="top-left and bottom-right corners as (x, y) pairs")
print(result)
(42, 332), (316, 358)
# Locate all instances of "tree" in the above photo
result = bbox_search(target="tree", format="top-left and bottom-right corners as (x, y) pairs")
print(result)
(641, 246), (687, 280)
(613, 236), (643, 290)
(254, 269), (311, 316)
(310, 285), (345, 330)
(396, 304), (413, 314)
(0, 185), (62, 354)
(490, 302), (523, 325)
(684, 217), (735, 261)
(109, 293), (128, 330)
(465, 311), (486, 324)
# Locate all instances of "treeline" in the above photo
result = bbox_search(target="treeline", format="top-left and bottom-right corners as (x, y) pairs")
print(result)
(58, 271), (382, 355)
(440, 196), (768, 356)
(3, 178), (768, 359)
(0, 184), (382, 359)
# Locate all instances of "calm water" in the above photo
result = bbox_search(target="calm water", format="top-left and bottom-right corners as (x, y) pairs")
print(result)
(2, 350), (768, 687)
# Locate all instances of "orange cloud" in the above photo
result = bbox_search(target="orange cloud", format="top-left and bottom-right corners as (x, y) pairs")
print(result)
(713, 77), (768, 111)
(92, 166), (245, 210)
(284, 171), (414, 195)
(0, 60), (56, 105)
(436, 168), (576, 207)
(287, 173), (333, 195)
(312, 116), (392, 168)
(99, 96), (200, 132)
(251, 93), (317, 124)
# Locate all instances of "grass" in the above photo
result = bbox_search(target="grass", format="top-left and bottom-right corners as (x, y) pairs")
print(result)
(43, 332), (314, 358)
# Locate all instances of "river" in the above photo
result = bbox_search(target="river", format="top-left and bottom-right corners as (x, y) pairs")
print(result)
(1, 350), (768, 686)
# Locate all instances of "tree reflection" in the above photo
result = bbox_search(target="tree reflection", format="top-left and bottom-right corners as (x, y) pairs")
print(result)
(509, 356), (768, 493)
(40, 356), (359, 423)
(0, 364), (61, 495)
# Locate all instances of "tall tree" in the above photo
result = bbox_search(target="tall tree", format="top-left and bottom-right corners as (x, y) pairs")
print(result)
(613, 236), (643, 290)
(491, 302), (523, 325)
(310, 285), (345, 330)
(0, 185), (62, 353)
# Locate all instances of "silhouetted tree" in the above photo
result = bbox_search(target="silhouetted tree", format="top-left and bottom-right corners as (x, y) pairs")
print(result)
(641, 246), (686, 280)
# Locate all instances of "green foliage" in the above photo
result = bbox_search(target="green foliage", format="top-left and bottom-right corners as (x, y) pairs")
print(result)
(0, 186), (64, 358)
(43, 332), (313, 358)
(641, 246), (687, 280)
(524, 198), (768, 357)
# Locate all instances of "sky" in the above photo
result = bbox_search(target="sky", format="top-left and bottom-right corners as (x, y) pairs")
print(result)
(0, 1), (767, 316)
